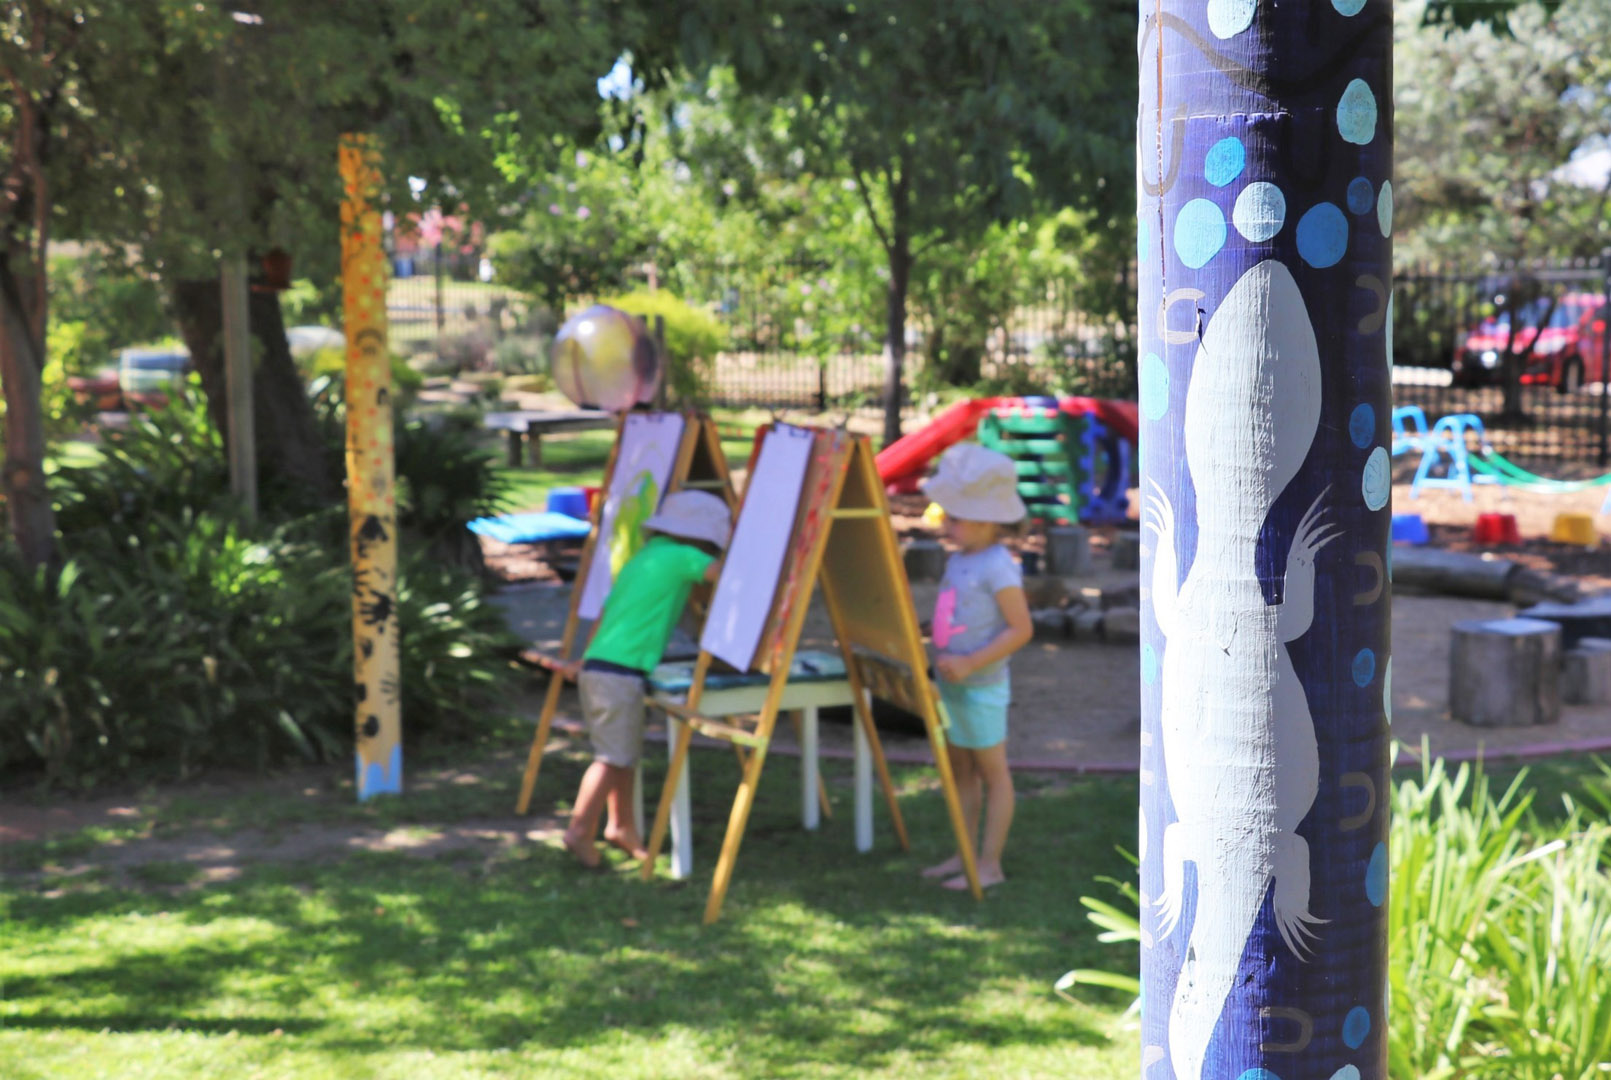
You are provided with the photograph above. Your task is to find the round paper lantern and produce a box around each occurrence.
[551,304,661,412]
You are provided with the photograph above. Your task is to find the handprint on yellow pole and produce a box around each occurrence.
[340,133,401,800]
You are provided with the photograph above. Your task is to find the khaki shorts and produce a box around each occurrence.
[579,669,648,767]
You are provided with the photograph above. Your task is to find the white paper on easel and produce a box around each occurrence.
[701,424,815,671]
[577,412,687,621]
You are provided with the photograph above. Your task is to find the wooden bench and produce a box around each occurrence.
[483,408,614,467]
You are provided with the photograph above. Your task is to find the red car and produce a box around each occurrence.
[1453,292,1609,393]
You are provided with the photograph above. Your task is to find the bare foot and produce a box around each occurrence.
[603,828,649,861]
[921,854,964,879]
[943,867,1005,891]
[562,831,602,869]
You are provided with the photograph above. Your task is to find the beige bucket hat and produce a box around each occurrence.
[921,443,1027,524]
[644,490,733,550]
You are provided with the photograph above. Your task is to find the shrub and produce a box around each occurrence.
[0,521,519,788]
[1061,752,1611,1080]
[4,395,521,789]
[599,290,725,405]
[492,334,550,376]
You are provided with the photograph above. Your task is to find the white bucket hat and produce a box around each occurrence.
[922,443,1027,524]
[644,490,733,550]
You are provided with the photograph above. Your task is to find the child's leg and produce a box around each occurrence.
[602,765,648,859]
[563,760,612,867]
[923,744,980,878]
[945,741,1012,889]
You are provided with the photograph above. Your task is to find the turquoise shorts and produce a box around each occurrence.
[937,678,1010,750]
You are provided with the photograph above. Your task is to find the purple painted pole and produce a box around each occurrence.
[1137,3,1392,1079]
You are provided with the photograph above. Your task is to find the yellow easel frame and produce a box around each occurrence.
[641,428,982,923]
[514,412,735,815]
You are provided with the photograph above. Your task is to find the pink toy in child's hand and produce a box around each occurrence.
[932,587,967,649]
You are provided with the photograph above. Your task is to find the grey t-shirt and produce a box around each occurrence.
[932,544,1023,686]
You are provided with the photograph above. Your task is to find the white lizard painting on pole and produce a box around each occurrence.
[1137,2,1393,1077]
[1147,259,1333,1080]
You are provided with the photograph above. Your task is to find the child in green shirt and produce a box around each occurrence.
[561,490,731,868]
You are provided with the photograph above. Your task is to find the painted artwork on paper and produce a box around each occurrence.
[577,412,686,621]
[701,424,815,671]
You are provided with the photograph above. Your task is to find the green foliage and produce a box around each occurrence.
[1061,754,1611,1080]
[393,412,512,571]
[278,278,344,328]
[1388,755,1611,1079]
[600,290,726,404]
[2,394,520,788]
[1395,0,1611,261]
[301,347,424,409]
[47,254,172,364]
[0,519,519,788]
[490,335,550,376]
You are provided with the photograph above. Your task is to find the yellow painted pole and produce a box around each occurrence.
[340,133,401,800]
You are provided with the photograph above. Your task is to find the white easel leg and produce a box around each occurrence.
[802,706,821,831]
[669,717,693,880]
[633,761,645,841]
[854,696,873,853]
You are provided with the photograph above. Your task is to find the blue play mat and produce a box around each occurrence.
[468,511,592,545]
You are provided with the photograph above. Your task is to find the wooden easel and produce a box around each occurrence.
[514,411,735,815]
[641,426,983,923]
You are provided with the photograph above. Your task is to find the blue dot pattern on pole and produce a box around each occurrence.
[1139,3,1391,1079]
[1206,0,1257,38]
[1205,138,1247,187]
[1349,403,1375,448]
[1347,177,1375,216]
[1142,353,1171,421]
[1233,182,1286,242]
[1297,203,1349,268]
[1343,1007,1371,1049]
[1363,446,1391,510]
[1336,79,1378,145]
[1352,649,1375,687]
[1175,199,1227,269]
[1366,843,1388,906]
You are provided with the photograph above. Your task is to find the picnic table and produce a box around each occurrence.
[483,409,615,467]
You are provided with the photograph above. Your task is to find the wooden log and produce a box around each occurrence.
[1393,547,1517,600]
[1562,638,1611,705]
[1045,525,1092,577]
[1519,596,1611,651]
[902,539,947,583]
[1449,617,1561,727]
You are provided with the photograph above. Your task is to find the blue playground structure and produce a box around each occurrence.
[1394,404,1611,513]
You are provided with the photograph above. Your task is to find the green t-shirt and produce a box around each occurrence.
[584,534,716,674]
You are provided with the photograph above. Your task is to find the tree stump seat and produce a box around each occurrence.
[1450,617,1561,727]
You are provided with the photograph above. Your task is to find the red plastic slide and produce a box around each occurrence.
[875,396,1139,495]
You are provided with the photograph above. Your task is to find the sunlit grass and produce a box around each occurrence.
[0,756,1139,1078]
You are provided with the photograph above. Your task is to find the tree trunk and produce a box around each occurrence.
[880,183,912,449]
[170,276,337,507]
[0,254,56,567]
[1138,5,1391,1078]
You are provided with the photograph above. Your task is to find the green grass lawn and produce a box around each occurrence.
[0,745,1140,1079]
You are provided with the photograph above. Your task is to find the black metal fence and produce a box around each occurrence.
[1390,257,1611,466]
[385,245,1611,465]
